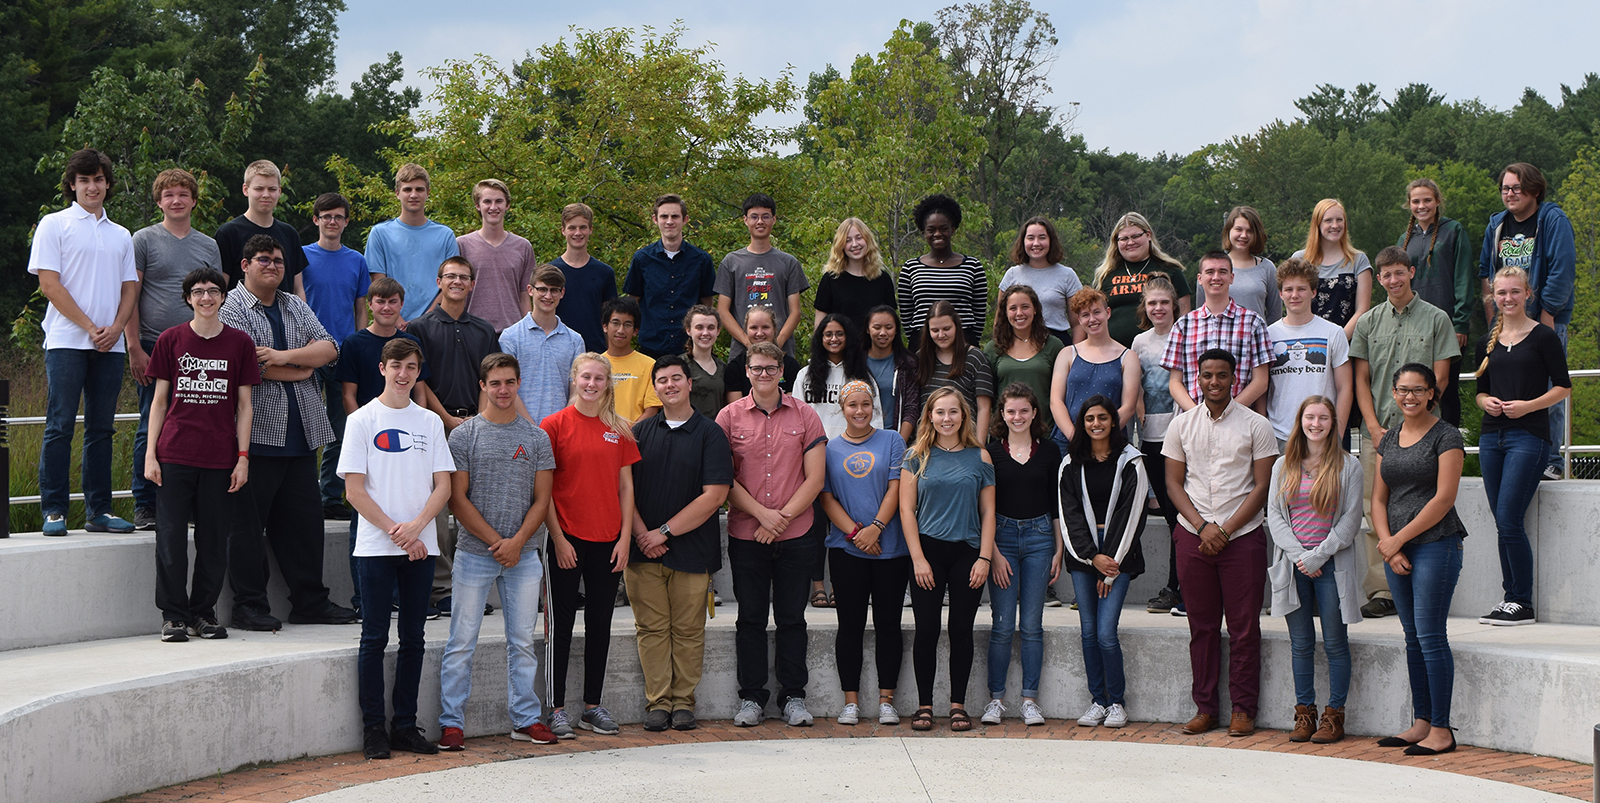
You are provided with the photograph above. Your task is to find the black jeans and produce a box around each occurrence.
[155,463,236,623]
[229,454,335,617]
[729,529,818,707]
[830,548,910,693]
[909,536,983,707]
[1439,356,1462,428]
[809,501,829,583]
[1142,440,1181,593]
[547,537,623,708]
[356,554,434,730]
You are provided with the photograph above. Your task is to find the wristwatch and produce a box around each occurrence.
[659,522,673,538]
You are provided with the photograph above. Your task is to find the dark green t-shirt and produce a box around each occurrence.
[1098,259,1190,347]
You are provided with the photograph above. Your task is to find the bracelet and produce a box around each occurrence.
[976,556,992,563]
[869,519,886,530]
[237,451,249,458]
[848,524,861,538]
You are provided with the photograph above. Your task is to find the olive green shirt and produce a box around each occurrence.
[1348,295,1460,432]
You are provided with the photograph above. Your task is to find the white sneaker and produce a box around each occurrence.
[783,698,814,726]
[879,702,900,725]
[1077,702,1108,727]
[1021,699,1046,726]
[1104,703,1128,728]
[734,699,763,727]
[837,703,860,725]
[903,591,913,607]
[980,698,1005,725]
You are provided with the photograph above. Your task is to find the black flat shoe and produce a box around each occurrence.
[1376,736,1419,747]
[1404,733,1457,756]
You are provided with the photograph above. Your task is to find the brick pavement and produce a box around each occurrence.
[120,718,1593,802]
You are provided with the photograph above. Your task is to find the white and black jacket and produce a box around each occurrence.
[1058,444,1149,578]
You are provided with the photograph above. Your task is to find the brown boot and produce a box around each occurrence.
[1227,711,1256,737]
[1311,706,1345,743]
[1289,704,1318,742]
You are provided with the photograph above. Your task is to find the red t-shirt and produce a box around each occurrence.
[540,406,641,542]
[145,323,263,469]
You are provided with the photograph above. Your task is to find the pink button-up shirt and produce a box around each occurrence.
[716,392,827,542]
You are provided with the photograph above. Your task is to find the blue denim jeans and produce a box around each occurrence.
[131,338,158,511]
[1284,569,1350,707]
[41,348,125,518]
[356,553,435,730]
[1547,322,1568,470]
[317,365,346,507]
[440,548,544,730]
[1387,535,1463,729]
[1070,570,1132,706]
[986,513,1056,698]
[1478,428,1545,606]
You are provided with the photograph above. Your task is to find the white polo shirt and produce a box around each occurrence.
[27,203,137,351]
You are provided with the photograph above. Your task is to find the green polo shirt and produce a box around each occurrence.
[1349,295,1460,431]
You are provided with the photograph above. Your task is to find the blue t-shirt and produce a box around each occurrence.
[335,329,431,407]
[553,256,617,353]
[366,218,460,321]
[904,446,994,548]
[822,428,908,559]
[302,243,370,344]
[252,302,311,457]
[867,355,898,425]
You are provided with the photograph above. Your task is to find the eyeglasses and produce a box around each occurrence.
[1393,386,1431,398]
[1115,231,1148,244]
[439,273,474,282]
[188,287,223,298]
[532,286,562,296]
[316,214,348,223]
[745,213,774,223]
[251,256,285,267]
[1500,184,1525,196]
[747,364,781,376]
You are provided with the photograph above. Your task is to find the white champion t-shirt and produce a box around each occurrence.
[337,399,456,556]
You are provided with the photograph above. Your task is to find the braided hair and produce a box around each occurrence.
[1475,266,1530,378]
[1401,179,1443,272]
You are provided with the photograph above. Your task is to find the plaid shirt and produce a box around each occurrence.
[1161,299,1272,401]
[220,284,337,449]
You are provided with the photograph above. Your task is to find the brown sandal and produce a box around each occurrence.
[949,708,973,732]
[911,707,934,731]
[810,589,830,608]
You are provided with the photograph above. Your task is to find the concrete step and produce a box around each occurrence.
[3,602,1598,803]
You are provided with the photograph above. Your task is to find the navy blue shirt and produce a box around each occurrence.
[553,256,618,354]
[623,239,716,355]
[336,329,431,407]
[252,302,311,457]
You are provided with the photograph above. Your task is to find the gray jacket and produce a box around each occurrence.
[1266,452,1364,624]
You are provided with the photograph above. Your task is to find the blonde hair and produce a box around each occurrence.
[824,217,886,281]
[472,178,509,205]
[395,163,430,188]
[569,353,636,441]
[1136,274,1178,330]
[1475,266,1531,378]
[1092,212,1185,290]
[1303,199,1356,266]
[1277,395,1347,516]
[243,160,280,185]
[905,387,981,476]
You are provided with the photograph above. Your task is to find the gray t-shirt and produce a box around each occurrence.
[999,263,1083,332]
[1230,257,1280,324]
[1376,418,1466,546]
[714,246,809,359]
[447,415,557,557]
[1265,316,1349,441]
[134,225,222,342]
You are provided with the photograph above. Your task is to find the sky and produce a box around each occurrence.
[329,0,1600,158]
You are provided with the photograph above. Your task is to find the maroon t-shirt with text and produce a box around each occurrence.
[145,323,263,469]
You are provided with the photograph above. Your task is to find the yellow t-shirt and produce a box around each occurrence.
[605,350,662,421]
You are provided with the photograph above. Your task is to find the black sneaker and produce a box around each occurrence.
[1147,587,1181,613]
[390,725,439,754]
[1044,586,1063,608]
[671,709,698,731]
[134,507,157,531]
[363,725,391,760]
[186,617,229,639]
[288,602,360,625]
[1360,597,1396,619]
[643,709,671,732]
[1481,601,1537,626]
[1541,465,1563,481]
[437,596,453,616]
[324,503,353,521]
[232,607,282,632]
[425,605,442,620]
[161,620,189,642]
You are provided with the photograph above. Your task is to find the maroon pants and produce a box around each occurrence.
[1175,524,1266,718]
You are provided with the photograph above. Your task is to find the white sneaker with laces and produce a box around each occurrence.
[1077,702,1108,727]
[1021,699,1046,726]
[1104,703,1128,728]
[734,699,763,727]
[879,702,900,725]
[837,702,860,725]
[980,698,1005,725]
[783,698,814,727]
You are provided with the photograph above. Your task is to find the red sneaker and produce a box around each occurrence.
[438,726,465,751]
[512,722,559,744]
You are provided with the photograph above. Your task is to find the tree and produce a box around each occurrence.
[1556,147,1600,449]
[1295,83,1382,138]
[803,21,986,266]
[1382,82,1446,126]
[936,0,1061,260]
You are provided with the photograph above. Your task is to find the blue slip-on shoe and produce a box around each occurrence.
[85,513,134,533]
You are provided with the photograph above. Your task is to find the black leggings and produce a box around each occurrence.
[547,537,623,708]
[909,536,983,707]
[1142,439,1181,593]
[830,549,910,693]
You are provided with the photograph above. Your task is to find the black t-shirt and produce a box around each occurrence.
[723,352,801,397]
[1476,323,1571,442]
[1082,455,1119,521]
[335,329,431,407]
[986,438,1061,521]
[1494,213,1538,273]
[629,412,735,573]
[252,302,311,457]
[216,216,308,288]
[814,271,897,336]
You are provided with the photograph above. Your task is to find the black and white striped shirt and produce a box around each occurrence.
[897,255,988,342]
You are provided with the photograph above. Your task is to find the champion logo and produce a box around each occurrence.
[512,444,529,461]
[374,428,426,453]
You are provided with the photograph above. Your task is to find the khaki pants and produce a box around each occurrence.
[431,510,455,605]
[626,562,711,712]
[1356,430,1391,602]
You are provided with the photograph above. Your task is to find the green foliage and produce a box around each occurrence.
[1557,148,1600,448]
[1404,161,1499,262]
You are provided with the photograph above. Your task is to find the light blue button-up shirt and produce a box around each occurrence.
[498,312,586,424]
